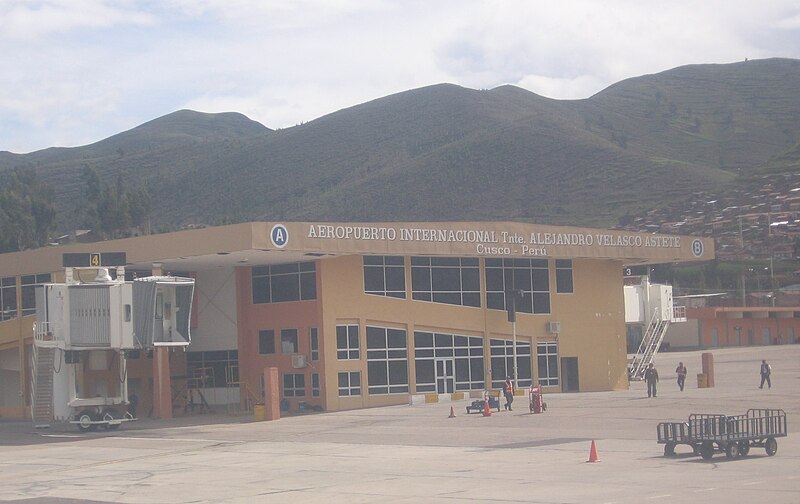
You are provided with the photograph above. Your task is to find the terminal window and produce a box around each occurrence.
[310,328,319,361]
[485,258,551,315]
[490,338,532,388]
[366,325,409,394]
[251,262,316,304]
[0,277,17,321]
[258,330,275,354]
[281,329,298,354]
[410,257,480,307]
[537,342,559,386]
[283,373,306,397]
[363,256,406,298]
[21,273,52,316]
[555,259,573,294]
[336,324,360,360]
[338,371,361,396]
[414,331,485,392]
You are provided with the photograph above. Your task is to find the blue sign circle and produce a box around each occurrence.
[271,224,288,248]
[691,239,704,257]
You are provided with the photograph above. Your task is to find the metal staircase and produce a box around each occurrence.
[629,309,671,381]
[30,344,56,428]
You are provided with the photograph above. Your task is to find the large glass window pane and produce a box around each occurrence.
[384,267,406,293]
[281,329,298,353]
[300,272,316,300]
[368,361,388,386]
[411,267,431,291]
[270,274,300,303]
[364,267,385,292]
[259,330,275,354]
[462,268,480,292]
[556,259,573,294]
[431,267,460,291]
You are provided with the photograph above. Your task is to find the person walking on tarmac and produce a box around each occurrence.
[645,363,659,398]
[503,376,514,411]
[759,359,772,389]
[675,362,687,392]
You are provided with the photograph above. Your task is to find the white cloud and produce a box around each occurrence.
[1,0,155,40]
[1,0,799,153]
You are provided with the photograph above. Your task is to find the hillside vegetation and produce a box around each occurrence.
[2,58,799,233]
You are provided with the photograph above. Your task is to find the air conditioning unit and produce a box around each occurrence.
[548,321,561,334]
[291,354,307,369]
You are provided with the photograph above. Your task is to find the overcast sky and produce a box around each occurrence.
[2,0,799,154]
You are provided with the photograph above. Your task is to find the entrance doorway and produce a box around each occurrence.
[435,359,454,394]
[561,357,579,392]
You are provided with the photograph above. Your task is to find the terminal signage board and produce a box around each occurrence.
[62,252,127,268]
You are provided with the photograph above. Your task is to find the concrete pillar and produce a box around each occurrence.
[701,352,715,388]
[152,347,173,419]
[263,367,281,421]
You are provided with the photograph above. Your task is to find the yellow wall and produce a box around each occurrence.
[318,255,629,411]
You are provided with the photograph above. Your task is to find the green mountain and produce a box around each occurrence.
[2,58,799,232]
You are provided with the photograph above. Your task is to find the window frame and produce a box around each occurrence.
[258,330,275,355]
[251,262,316,304]
[0,276,17,321]
[281,328,299,354]
[555,259,574,294]
[366,325,409,395]
[410,256,481,308]
[336,324,360,360]
[489,338,532,388]
[21,273,52,317]
[283,373,306,397]
[485,258,551,315]
[310,327,319,361]
[537,341,559,386]
[414,331,485,393]
[363,255,406,299]
[337,371,361,396]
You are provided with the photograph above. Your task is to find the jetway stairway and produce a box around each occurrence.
[628,310,671,381]
[625,275,686,381]
[30,344,56,428]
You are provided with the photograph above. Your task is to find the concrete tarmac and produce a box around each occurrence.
[1,345,798,503]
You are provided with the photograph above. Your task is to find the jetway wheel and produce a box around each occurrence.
[77,410,97,433]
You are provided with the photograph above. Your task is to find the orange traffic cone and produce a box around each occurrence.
[448,406,456,418]
[587,440,600,463]
[482,398,492,417]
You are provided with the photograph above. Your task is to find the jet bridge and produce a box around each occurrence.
[31,253,194,430]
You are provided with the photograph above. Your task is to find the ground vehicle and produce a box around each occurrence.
[657,408,787,460]
[465,396,501,414]
[529,385,546,413]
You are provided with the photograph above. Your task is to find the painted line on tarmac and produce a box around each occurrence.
[38,433,239,444]
[111,436,243,444]
[646,494,671,500]
[742,481,763,486]
[693,488,716,493]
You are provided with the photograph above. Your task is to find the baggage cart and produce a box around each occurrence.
[657,409,787,460]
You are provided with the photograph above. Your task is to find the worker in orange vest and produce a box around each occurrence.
[503,376,514,411]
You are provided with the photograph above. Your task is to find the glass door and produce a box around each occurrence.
[435,359,454,394]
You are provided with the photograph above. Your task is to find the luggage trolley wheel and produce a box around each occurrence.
[765,437,778,456]
[725,442,740,459]
[738,441,750,457]
[663,442,676,457]
[700,441,715,460]
[77,409,97,433]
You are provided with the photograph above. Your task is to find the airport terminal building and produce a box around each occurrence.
[0,221,714,420]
